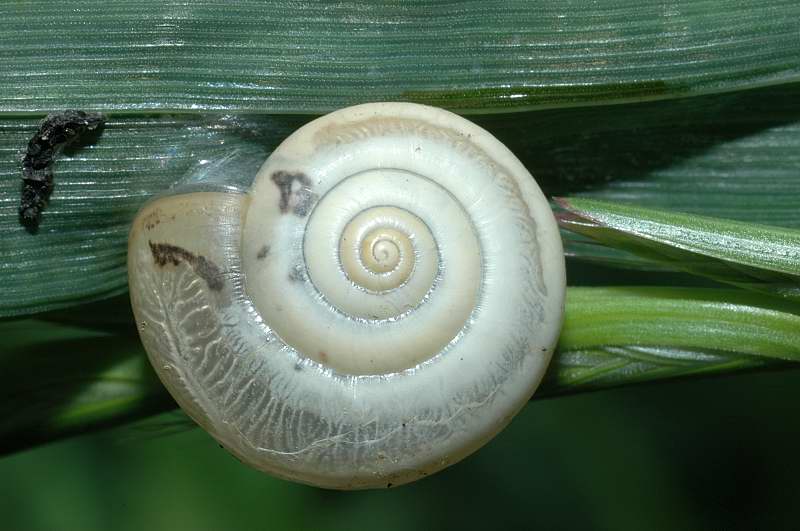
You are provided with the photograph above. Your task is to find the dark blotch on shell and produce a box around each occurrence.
[149,240,225,291]
[287,264,306,282]
[270,170,317,217]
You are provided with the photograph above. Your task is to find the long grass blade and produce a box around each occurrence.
[1,0,799,114]
[3,287,796,454]
[557,198,800,299]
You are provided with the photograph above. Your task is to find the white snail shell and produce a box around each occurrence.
[128,102,565,489]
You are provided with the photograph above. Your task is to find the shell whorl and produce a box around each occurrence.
[128,102,566,489]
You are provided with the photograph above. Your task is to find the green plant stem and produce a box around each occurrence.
[2,287,797,455]
[540,287,797,395]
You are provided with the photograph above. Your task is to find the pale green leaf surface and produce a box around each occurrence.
[1,0,799,114]
[0,115,303,316]
[558,287,800,359]
[558,198,800,298]
[542,287,798,393]
[2,85,800,316]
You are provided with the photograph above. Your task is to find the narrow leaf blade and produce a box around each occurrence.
[4,287,798,454]
[557,198,800,299]
[1,0,799,114]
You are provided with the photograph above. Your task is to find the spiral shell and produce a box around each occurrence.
[128,102,565,489]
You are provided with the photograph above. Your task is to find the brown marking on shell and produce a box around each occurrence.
[270,170,317,217]
[149,240,224,291]
[142,209,163,231]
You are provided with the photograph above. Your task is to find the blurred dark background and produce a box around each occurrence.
[2,367,799,530]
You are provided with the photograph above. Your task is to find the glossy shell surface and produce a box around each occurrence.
[128,102,565,489]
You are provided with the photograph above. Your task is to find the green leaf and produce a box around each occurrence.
[1,0,799,114]
[4,287,797,455]
[503,81,800,225]
[559,287,800,360]
[540,286,798,395]
[557,198,800,299]
[540,345,771,395]
[4,83,800,316]
[0,114,305,317]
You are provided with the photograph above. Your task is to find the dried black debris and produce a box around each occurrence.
[20,110,106,231]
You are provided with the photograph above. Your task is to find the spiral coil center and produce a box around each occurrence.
[338,206,425,295]
[249,166,483,374]
[365,231,402,273]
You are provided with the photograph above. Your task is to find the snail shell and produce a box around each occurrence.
[128,102,565,489]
